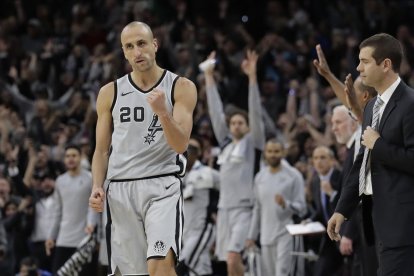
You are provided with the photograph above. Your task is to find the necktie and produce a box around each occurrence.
[359,97,384,195]
[320,190,329,223]
[319,175,330,222]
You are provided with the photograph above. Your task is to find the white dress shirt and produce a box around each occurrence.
[364,77,400,195]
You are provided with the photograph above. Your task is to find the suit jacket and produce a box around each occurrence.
[310,168,342,257]
[311,168,342,225]
[336,80,414,248]
[340,141,361,241]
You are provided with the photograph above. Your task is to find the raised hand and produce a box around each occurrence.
[306,77,318,92]
[344,74,363,122]
[313,44,331,77]
[241,49,258,78]
[199,51,216,75]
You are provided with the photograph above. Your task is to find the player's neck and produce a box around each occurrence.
[269,165,282,173]
[68,167,81,176]
[131,66,164,90]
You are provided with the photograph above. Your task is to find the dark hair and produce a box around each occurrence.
[228,110,249,126]
[65,144,81,154]
[20,256,39,267]
[266,137,284,149]
[359,33,403,73]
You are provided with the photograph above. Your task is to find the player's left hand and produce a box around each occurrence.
[361,126,380,149]
[147,88,169,116]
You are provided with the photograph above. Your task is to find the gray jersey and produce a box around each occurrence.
[182,160,219,235]
[182,161,218,275]
[31,195,56,242]
[108,70,185,180]
[248,161,306,245]
[49,169,98,247]
[206,82,265,208]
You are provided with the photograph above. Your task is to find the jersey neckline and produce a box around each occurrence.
[127,69,167,94]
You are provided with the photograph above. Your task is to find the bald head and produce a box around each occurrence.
[121,21,154,42]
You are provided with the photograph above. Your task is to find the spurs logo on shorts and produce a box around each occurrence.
[144,114,163,145]
[154,240,166,254]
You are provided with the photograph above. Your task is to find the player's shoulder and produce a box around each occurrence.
[281,160,303,180]
[254,168,267,182]
[99,81,116,98]
[55,173,65,183]
[80,169,93,179]
[174,76,196,93]
[96,81,117,110]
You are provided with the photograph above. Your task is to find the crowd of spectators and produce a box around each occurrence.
[1,0,414,275]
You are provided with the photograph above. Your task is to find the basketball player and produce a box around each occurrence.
[88,21,197,276]
[246,139,306,276]
[202,50,265,276]
[179,137,219,276]
[46,145,97,275]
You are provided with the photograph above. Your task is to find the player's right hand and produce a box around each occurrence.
[89,186,105,212]
[45,239,55,256]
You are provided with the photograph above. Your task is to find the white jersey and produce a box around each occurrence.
[107,70,185,180]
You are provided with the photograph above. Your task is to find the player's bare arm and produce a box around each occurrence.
[90,82,114,212]
[313,44,349,109]
[147,77,197,153]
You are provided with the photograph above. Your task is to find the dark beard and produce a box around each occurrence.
[39,189,54,198]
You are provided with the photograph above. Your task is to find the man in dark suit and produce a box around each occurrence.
[328,33,414,275]
[310,146,343,276]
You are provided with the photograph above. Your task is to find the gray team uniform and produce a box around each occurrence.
[247,161,306,276]
[182,160,219,276]
[206,81,265,260]
[49,169,97,247]
[107,70,185,275]
[31,195,56,243]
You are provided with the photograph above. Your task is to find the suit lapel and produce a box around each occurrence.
[363,99,375,132]
[378,82,403,132]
